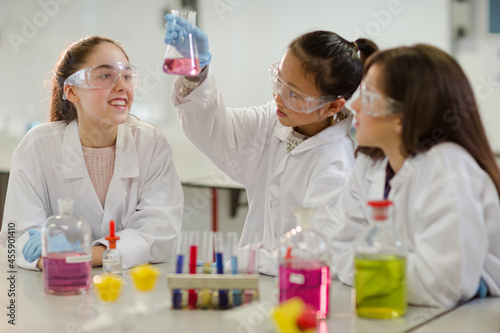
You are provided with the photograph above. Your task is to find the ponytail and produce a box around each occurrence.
[353,38,379,64]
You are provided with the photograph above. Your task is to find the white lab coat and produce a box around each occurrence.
[0,119,183,270]
[333,142,500,307]
[171,66,354,275]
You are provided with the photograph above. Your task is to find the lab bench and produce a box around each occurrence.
[0,246,498,333]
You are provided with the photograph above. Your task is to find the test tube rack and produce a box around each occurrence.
[166,274,260,309]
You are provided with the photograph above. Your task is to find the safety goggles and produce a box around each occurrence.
[64,62,141,90]
[359,81,403,117]
[269,62,340,114]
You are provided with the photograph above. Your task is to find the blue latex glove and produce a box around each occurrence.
[164,13,212,68]
[48,233,83,253]
[22,229,42,263]
[476,277,489,298]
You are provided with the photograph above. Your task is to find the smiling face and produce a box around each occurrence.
[64,42,134,142]
[273,51,344,137]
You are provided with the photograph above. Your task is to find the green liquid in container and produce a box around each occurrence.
[355,255,406,319]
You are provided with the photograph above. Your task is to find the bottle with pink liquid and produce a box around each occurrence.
[42,197,92,295]
[163,10,201,76]
[278,207,331,319]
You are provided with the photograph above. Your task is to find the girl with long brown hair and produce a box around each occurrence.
[334,44,500,308]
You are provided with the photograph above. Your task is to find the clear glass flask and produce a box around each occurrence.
[102,220,123,276]
[278,207,331,319]
[354,200,407,319]
[163,10,201,76]
[42,197,92,295]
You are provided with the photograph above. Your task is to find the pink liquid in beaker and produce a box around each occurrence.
[163,57,201,76]
[44,252,91,295]
[279,261,330,318]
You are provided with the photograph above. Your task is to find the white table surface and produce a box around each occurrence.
[180,172,244,190]
[3,246,497,333]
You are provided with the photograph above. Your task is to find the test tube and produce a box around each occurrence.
[199,230,214,309]
[202,230,214,274]
[228,232,242,307]
[173,232,187,309]
[188,231,199,309]
[244,232,259,304]
[214,231,228,309]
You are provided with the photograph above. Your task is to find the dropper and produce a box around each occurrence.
[105,220,120,249]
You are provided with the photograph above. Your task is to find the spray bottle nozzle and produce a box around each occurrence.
[105,220,120,249]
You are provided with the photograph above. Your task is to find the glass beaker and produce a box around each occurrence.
[354,200,406,319]
[278,207,331,319]
[163,10,201,76]
[42,197,92,295]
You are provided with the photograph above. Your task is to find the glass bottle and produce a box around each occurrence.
[42,197,92,295]
[354,200,406,319]
[163,10,201,76]
[102,220,123,276]
[278,207,331,319]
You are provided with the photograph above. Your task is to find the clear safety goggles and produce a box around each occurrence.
[359,81,403,117]
[64,62,141,90]
[269,62,340,114]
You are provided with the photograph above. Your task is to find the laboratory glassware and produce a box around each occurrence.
[102,220,123,276]
[188,231,199,309]
[173,232,187,309]
[214,231,228,309]
[199,230,214,309]
[163,10,201,76]
[354,200,407,319]
[228,231,242,306]
[278,207,331,319]
[42,197,92,295]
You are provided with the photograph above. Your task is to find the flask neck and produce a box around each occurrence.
[57,198,74,216]
[292,207,314,229]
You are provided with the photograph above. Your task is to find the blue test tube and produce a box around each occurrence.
[214,231,228,309]
[173,232,187,309]
[228,232,242,306]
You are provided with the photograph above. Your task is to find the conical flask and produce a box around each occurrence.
[354,200,406,319]
[163,10,201,76]
[278,207,331,319]
[41,197,92,295]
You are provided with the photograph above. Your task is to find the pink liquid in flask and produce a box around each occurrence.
[44,252,91,295]
[163,57,201,76]
[279,260,330,318]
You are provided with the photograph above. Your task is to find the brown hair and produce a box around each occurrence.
[357,44,500,195]
[288,31,378,101]
[49,35,128,123]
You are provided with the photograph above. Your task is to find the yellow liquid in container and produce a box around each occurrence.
[355,255,406,319]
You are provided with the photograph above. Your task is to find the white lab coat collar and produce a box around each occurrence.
[363,152,424,200]
[62,120,140,179]
[273,107,354,155]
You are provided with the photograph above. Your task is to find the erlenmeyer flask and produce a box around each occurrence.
[163,10,201,76]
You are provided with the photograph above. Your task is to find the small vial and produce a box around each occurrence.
[103,220,123,275]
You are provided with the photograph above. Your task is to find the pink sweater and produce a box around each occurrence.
[82,145,116,206]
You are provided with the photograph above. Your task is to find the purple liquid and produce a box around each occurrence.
[163,57,201,76]
[279,261,330,318]
[44,252,91,295]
